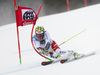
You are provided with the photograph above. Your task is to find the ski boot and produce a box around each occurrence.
[74,53,84,59]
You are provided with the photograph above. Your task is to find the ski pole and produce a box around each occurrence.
[49,29,86,52]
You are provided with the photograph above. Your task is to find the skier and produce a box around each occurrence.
[32,26,83,60]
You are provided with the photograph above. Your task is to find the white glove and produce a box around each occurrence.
[37,47,48,56]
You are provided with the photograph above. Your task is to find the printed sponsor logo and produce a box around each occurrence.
[22,10,36,20]
[23,21,34,26]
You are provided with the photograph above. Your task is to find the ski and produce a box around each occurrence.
[41,51,96,65]
[41,57,62,66]
[60,51,96,64]
[41,60,53,66]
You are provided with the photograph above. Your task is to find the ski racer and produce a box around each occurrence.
[32,26,83,60]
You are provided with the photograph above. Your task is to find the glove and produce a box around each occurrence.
[37,47,44,53]
[37,47,48,56]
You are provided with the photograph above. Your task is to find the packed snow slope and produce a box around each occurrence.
[0,4,100,75]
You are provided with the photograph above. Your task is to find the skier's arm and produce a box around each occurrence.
[44,31,51,50]
[45,42,50,50]
[32,36,42,50]
[44,31,51,43]
[33,41,46,54]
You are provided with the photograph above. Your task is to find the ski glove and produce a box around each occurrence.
[37,47,48,56]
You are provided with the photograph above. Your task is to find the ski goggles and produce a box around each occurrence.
[36,31,43,34]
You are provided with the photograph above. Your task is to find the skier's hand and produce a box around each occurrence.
[37,47,44,54]
[37,47,48,55]
[37,47,45,50]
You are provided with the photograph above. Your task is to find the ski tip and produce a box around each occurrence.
[41,61,53,66]
[60,60,65,63]
[41,62,46,65]
[60,59,68,64]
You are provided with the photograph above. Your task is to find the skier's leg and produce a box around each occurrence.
[55,50,75,60]
[55,49,84,60]
[63,50,84,60]
[50,40,83,59]
[51,40,60,51]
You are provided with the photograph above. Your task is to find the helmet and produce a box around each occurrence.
[35,26,45,33]
[35,26,45,40]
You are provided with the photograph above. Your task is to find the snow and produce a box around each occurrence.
[0,4,100,75]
